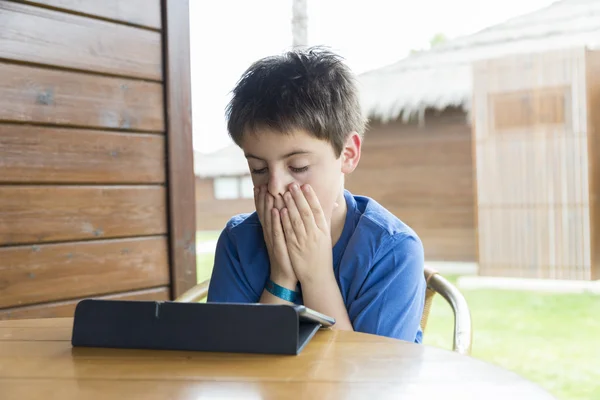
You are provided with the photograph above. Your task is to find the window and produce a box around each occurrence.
[240,176,254,199]
[213,175,254,200]
[214,177,239,200]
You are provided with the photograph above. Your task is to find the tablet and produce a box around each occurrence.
[71,300,329,355]
[295,305,336,327]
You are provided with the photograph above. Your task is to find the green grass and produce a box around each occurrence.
[196,252,215,283]
[196,231,219,284]
[195,232,600,400]
[196,230,220,243]
[424,275,600,400]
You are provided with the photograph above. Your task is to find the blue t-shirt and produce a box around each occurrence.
[207,189,427,343]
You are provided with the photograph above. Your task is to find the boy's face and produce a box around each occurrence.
[240,128,361,222]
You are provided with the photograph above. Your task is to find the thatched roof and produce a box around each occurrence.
[194,145,248,178]
[358,0,600,122]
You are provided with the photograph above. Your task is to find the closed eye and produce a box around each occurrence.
[251,168,268,175]
[290,166,309,173]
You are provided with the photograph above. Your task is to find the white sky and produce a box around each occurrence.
[189,0,557,154]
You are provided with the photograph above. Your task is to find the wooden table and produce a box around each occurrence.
[0,318,555,399]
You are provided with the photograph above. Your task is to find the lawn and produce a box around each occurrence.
[196,230,220,243]
[196,252,215,284]
[424,276,600,400]
[196,231,220,285]
[195,232,600,400]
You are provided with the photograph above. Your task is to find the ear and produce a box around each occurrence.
[340,132,362,174]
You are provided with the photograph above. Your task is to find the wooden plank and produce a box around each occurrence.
[391,206,475,230]
[586,49,600,280]
[163,0,197,297]
[348,167,474,207]
[550,130,558,275]
[558,131,567,276]
[0,125,166,184]
[0,63,164,131]
[522,134,529,276]
[541,131,550,275]
[20,0,162,29]
[580,56,592,276]
[360,139,472,167]
[0,186,167,246]
[0,287,170,320]
[0,2,161,80]
[470,91,481,269]
[0,236,170,308]
[473,58,491,275]
[416,229,476,262]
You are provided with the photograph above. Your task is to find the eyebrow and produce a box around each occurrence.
[245,150,311,161]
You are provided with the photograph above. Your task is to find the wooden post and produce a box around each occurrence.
[162,0,197,298]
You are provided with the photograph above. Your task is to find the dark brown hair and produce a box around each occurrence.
[225,46,366,157]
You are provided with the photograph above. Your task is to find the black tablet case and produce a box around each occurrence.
[71,299,321,355]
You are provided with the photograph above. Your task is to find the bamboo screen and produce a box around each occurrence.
[472,47,594,280]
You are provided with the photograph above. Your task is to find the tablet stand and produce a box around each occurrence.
[71,299,321,355]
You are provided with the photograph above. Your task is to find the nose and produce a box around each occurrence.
[267,170,292,208]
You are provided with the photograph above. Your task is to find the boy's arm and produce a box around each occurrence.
[299,273,355,331]
[206,228,257,303]
[279,184,354,330]
[348,233,426,343]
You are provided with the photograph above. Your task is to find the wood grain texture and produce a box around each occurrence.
[0,62,164,131]
[346,109,476,262]
[352,166,474,207]
[0,125,166,184]
[0,186,167,246]
[19,0,162,29]
[0,378,556,400]
[586,49,600,280]
[0,288,170,320]
[0,318,556,400]
[471,95,481,270]
[491,86,568,130]
[0,2,162,80]
[473,48,592,280]
[163,0,197,297]
[0,236,170,308]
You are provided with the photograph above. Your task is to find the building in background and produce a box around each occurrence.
[194,146,254,231]
[193,0,600,278]
[356,0,600,265]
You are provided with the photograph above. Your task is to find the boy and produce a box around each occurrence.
[207,46,426,343]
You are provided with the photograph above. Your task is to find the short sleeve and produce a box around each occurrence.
[206,226,257,303]
[348,233,426,343]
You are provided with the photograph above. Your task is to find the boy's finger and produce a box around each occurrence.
[279,208,296,245]
[254,187,264,224]
[283,191,306,237]
[288,183,316,229]
[254,186,264,214]
[264,189,273,241]
[272,208,289,252]
[302,184,328,231]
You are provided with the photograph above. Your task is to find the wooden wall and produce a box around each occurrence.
[587,49,600,281]
[472,47,599,280]
[346,108,476,262]
[0,0,196,318]
[195,177,255,231]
